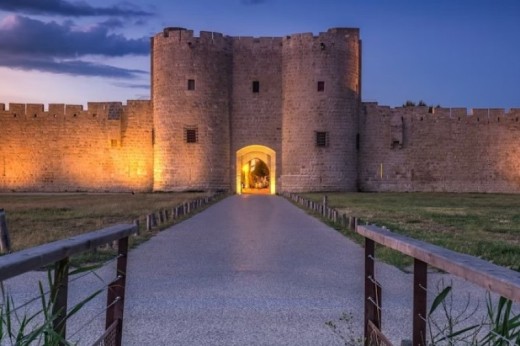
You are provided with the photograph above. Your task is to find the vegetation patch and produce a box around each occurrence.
[0,192,212,254]
[301,192,520,271]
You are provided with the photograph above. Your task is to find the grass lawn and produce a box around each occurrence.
[301,192,520,271]
[0,192,211,253]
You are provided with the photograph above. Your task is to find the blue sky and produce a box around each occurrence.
[0,0,518,108]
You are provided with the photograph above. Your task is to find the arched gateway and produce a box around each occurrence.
[236,145,276,195]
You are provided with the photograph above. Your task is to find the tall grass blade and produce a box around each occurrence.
[429,286,452,315]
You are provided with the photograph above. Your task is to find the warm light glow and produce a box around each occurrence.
[236,145,276,195]
[0,132,152,192]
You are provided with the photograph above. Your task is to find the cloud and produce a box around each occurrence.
[0,0,152,17]
[0,15,149,78]
[0,52,146,78]
[113,82,150,89]
[0,15,148,57]
[241,0,267,4]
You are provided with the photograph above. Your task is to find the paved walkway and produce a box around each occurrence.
[121,195,492,345]
[122,195,367,345]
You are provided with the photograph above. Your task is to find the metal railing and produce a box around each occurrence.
[283,193,520,346]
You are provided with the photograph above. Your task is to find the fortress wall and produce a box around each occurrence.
[0,101,153,192]
[231,36,283,191]
[281,28,361,192]
[359,103,520,192]
[152,28,232,191]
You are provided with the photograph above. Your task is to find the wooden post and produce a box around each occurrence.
[349,216,357,231]
[133,219,140,236]
[342,214,348,228]
[52,257,70,345]
[413,259,427,346]
[158,210,165,224]
[364,238,382,344]
[146,214,153,231]
[106,236,129,346]
[0,209,11,253]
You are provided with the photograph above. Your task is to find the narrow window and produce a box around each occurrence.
[316,131,329,147]
[111,139,119,147]
[187,79,195,90]
[252,81,260,93]
[317,81,325,92]
[185,127,198,143]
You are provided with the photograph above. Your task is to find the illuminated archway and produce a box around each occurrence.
[236,145,276,195]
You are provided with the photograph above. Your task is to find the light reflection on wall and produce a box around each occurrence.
[0,101,154,192]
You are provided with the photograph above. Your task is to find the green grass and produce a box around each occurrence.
[0,192,213,253]
[301,192,520,271]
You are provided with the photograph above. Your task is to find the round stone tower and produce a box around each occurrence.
[152,28,232,191]
[280,28,361,192]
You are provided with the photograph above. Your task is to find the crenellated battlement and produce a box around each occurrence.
[363,102,520,124]
[232,36,283,49]
[282,28,360,49]
[154,27,359,52]
[154,28,232,51]
[0,100,150,120]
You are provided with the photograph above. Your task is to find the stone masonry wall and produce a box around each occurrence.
[281,28,361,192]
[152,28,232,191]
[230,36,283,191]
[359,103,520,192]
[0,100,153,192]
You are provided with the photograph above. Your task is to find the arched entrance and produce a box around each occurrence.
[236,145,276,195]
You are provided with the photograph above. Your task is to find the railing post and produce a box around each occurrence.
[349,216,357,231]
[364,238,382,345]
[106,236,129,346]
[133,219,140,236]
[52,257,70,345]
[413,259,427,346]
[0,209,11,253]
[158,210,165,224]
[146,213,158,231]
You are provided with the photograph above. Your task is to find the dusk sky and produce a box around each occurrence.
[0,0,518,109]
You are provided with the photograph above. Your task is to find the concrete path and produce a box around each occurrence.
[122,195,366,345]
[120,194,494,345]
